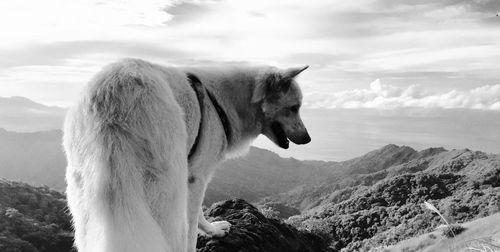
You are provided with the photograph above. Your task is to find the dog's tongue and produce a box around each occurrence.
[278,137,289,149]
[282,139,289,149]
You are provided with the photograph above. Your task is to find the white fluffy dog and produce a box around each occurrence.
[63,58,310,252]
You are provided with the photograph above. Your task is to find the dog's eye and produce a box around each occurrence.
[289,105,300,113]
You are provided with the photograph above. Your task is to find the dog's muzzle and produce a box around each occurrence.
[288,130,311,145]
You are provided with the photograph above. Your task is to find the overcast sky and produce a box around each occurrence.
[1,0,500,109]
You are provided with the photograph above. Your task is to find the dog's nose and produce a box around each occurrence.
[292,132,311,145]
[302,133,311,144]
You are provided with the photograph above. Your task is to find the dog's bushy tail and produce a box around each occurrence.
[64,59,188,252]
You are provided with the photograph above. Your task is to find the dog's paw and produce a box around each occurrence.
[205,221,231,238]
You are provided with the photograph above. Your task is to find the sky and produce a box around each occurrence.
[0,0,500,160]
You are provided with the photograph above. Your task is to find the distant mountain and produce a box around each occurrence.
[0,129,66,191]
[205,147,337,205]
[261,144,424,211]
[0,128,433,207]
[0,96,66,132]
[0,128,338,205]
[263,147,500,251]
[2,126,469,209]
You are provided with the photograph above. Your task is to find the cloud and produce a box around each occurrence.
[163,1,215,25]
[0,0,172,28]
[375,0,500,15]
[1,0,500,107]
[304,79,500,111]
[0,40,193,68]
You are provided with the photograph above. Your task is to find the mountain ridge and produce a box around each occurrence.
[0,96,66,132]
[0,128,341,205]
[259,144,429,211]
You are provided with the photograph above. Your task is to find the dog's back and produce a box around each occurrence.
[63,59,189,252]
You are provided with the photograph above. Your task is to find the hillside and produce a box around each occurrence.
[0,128,338,205]
[272,147,500,251]
[0,179,74,252]
[384,212,500,252]
[0,179,331,252]
[0,96,66,132]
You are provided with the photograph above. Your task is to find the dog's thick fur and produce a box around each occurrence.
[63,58,310,252]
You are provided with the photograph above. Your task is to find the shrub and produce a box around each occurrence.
[442,224,466,238]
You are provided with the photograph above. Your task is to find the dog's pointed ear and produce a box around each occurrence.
[277,65,309,94]
[283,65,309,80]
[252,66,308,103]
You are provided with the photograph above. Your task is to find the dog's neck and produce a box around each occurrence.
[202,68,264,156]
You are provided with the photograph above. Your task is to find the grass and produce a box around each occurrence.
[423,201,460,239]
[423,201,461,251]
[383,212,500,252]
[466,238,500,252]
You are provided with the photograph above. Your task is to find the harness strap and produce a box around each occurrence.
[186,73,232,161]
[205,88,232,146]
[187,73,204,160]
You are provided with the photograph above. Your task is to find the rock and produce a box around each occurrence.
[197,199,333,252]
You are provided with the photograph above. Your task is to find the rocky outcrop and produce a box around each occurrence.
[197,199,333,252]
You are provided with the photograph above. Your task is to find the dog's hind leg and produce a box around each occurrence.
[186,175,208,252]
[186,174,231,252]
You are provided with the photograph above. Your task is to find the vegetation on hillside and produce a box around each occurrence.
[277,147,500,251]
[0,179,74,252]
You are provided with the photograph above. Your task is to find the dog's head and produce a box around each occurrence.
[253,66,311,149]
